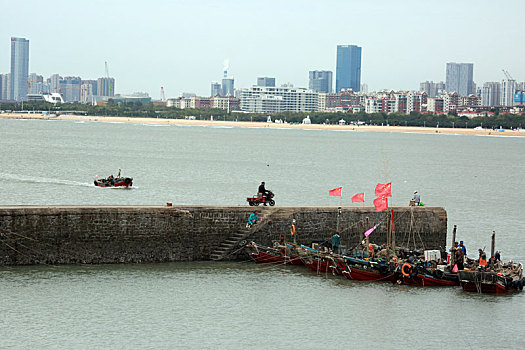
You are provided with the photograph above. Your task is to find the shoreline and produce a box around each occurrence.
[1,112,524,137]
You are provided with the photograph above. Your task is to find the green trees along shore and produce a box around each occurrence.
[1,100,523,130]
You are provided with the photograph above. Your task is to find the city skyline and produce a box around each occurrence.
[1,0,524,99]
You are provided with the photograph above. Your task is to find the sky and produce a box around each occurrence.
[1,0,524,99]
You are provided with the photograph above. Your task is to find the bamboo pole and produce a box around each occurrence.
[451,225,457,265]
[490,231,495,270]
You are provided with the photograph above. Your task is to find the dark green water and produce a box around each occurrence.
[1,119,524,349]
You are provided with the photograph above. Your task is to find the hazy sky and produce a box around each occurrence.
[2,0,523,98]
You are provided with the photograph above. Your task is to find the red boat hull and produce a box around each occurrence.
[399,274,459,286]
[345,266,393,281]
[460,281,514,293]
[304,259,342,275]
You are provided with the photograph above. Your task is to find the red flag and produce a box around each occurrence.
[329,187,342,196]
[373,196,388,212]
[375,182,392,197]
[351,193,364,203]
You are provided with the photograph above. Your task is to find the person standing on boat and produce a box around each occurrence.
[494,250,501,262]
[412,191,421,206]
[332,232,341,255]
[246,211,258,228]
[478,249,488,269]
[451,242,464,270]
[459,241,467,256]
[290,219,296,243]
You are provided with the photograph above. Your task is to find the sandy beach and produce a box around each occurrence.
[1,112,524,137]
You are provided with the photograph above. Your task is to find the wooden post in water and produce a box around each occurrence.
[365,216,370,256]
[451,225,457,266]
[490,231,496,270]
[390,209,396,255]
[386,198,391,260]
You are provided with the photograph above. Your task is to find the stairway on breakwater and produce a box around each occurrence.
[210,209,284,261]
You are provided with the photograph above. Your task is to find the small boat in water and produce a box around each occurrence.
[246,242,303,265]
[94,170,133,188]
[458,267,524,294]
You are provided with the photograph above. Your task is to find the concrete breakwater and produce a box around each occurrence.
[0,205,447,265]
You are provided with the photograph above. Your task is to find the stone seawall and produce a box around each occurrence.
[0,205,447,265]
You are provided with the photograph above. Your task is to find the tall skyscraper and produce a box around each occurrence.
[336,45,362,92]
[10,37,30,101]
[211,82,221,96]
[501,79,517,106]
[221,78,234,96]
[419,81,445,97]
[28,73,45,94]
[482,82,501,106]
[59,76,82,102]
[257,77,275,87]
[97,77,115,97]
[309,71,333,93]
[445,63,474,96]
[48,74,62,93]
[1,74,11,100]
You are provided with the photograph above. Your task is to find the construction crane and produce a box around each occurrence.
[502,69,514,81]
[160,87,166,102]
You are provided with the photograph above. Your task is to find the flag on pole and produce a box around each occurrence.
[351,193,365,203]
[364,225,378,237]
[374,182,392,198]
[329,187,342,197]
[373,196,388,212]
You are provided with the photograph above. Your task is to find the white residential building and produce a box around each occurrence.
[239,86,318,113]
[501,79,516,106]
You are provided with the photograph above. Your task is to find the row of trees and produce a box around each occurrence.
[2,100,524,130]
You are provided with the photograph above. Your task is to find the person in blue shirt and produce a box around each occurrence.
[246,211,258,228]
[459,241,467,255]
[332,232,341,254]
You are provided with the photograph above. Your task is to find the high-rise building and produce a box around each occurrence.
[257,77,275,87]
[81,80,98,97]
[10,37,30,101]
[445,63,474,96]
[97,77,115,97]
[221,78,234,96]
[48,74,62,93]
[28,73,46,94]
[309,71,333,93]
[419,81,445,97]
[482,82,501,106]
[59,76,82,102]
[211,82,221,96]
[336,44,362,92]
[501,79,517,106]
[1,73,11,100]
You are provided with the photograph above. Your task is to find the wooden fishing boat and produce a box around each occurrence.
[458,269,524,294]
[392,263,459,286]
[303,256,344,275]
[342,257,394,281]
[246,242,303,265]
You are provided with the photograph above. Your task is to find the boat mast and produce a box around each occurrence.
[490,231,496,270]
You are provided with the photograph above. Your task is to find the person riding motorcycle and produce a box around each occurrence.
[258,182,271,206]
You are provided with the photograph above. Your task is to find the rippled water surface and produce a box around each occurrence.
[1,119,524,349]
